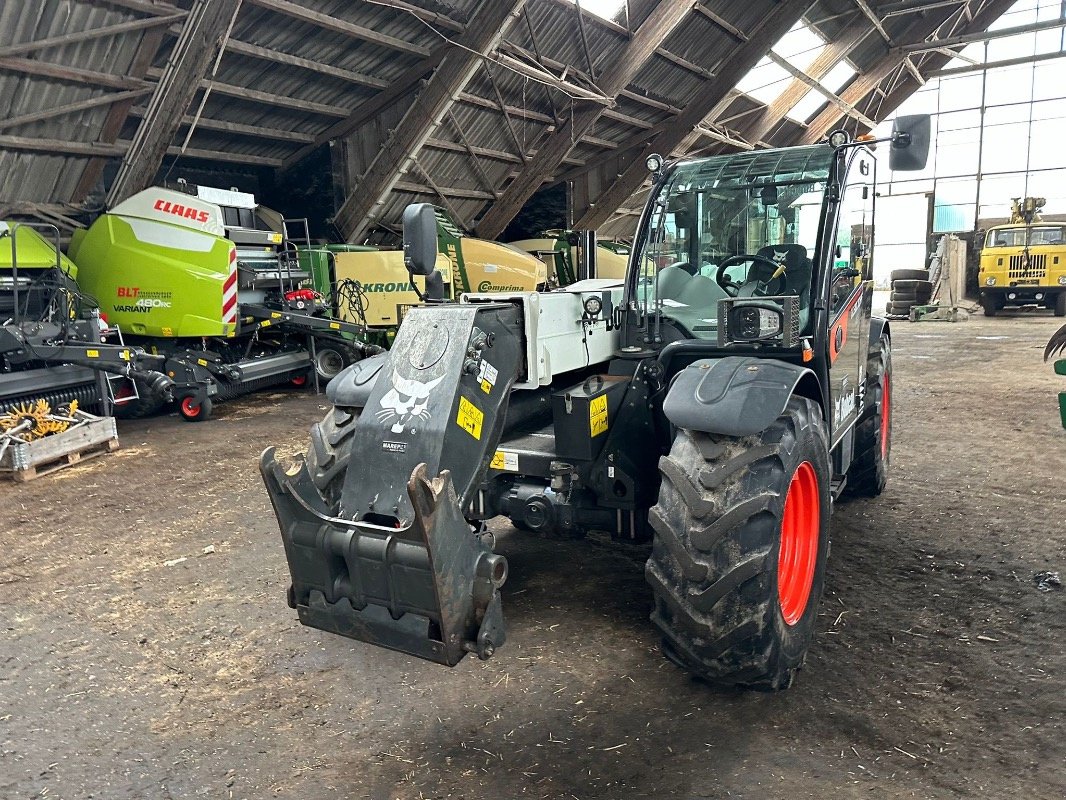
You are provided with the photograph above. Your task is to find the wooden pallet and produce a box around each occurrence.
[0,413,119,482]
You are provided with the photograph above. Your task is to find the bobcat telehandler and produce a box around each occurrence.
[261,116,930,689]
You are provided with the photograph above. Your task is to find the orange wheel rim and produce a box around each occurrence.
[778,461,820,626]
[880,372,891,460]
[180,397,201,417]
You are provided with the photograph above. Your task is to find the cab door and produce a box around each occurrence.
[827,152,875,445]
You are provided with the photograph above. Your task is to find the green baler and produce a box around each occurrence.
[69,186,379,421]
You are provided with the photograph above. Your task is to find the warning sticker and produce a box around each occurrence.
[490,450,519,471]
[477,359,499,388]
[456,396,484,440]
[589,394,608,437]
[85,349,99,359]
[480,379,492,394]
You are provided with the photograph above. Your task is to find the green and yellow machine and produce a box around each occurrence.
[509,230,632,283]
[295,209,547,344]
[0,221,171,416]
[69,185,378,420]
[978,197,1066,317]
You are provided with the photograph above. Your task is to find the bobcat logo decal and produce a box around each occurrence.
[376,370,445,434]
[772,250,789,263]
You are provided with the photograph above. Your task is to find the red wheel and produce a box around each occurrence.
[180,396,201,418]
[777,461,820,626]
[178,394,212,421]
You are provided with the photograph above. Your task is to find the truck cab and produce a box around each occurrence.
[978,222,1066,316]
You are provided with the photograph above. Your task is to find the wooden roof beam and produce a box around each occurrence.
[243,0,430,57]
[800,0,1014,144]
[332,0,528,241]
[106,0,243,206]
[281,50,446,170]
[0,13,185,59]
[475,0,695,239]
[765,51,877,129]
[737,14,871,142]
[572,2,813,231]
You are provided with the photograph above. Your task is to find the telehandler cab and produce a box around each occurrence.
[261,116,930,689]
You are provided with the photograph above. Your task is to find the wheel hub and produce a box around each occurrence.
[778,461,820,626]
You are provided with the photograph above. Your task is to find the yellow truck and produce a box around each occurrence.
[978,197,1066,317]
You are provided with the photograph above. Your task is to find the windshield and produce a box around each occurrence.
[635,145,834,339]
[985,226,1065,248]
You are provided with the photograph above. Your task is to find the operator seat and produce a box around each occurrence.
[751,244,812,307]
[656,265,690,301]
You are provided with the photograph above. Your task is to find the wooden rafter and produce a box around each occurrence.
[223,39,389,90]
[738,14,872,142]
[765,51,877,129]
[280,49,446,170]
[0,56,151,91]
[0,89,151,132]
[107,0,243,205]
[475,0,695,239]
[572,3,812,231]
[242,0,430,57]
[799,0,1013,144]
[0,13,185,59]
[332,0,527,241]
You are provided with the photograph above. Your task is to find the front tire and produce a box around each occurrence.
[305,405,360,507]
[1055,292,1066,317]
[981,294,998,317]
[646,397,831,690]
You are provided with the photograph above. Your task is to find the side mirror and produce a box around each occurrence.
[402,203,439,276]
[889,114,931,172]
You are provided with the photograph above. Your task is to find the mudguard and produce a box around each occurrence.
[870,316,890,346]
[663,356,818,437]
[326,350,388,408]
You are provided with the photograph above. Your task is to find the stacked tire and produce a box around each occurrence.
[885,268,932,318]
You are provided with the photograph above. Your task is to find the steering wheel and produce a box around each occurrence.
[715,254,783,297]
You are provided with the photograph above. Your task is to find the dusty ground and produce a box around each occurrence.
[2,309,1064,800]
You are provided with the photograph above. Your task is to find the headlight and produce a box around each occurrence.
[731,305,782,341]
[985,276,996,286]
[1058,276,1066,286]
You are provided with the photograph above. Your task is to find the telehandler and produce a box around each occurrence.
[261,116,929,689]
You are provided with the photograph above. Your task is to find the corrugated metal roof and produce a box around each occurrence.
[0,0,1013,240]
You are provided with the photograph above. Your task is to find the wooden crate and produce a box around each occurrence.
[0,413,119,482]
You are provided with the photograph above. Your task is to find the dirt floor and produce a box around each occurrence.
[2,308,1064,800]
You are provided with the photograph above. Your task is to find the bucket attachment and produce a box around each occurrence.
[261,449,507,666]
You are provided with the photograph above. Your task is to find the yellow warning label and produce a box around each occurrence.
[271,312,282,319]
[85,349,99,358]
[197,358,209,367]
[261,320,272,327]
[456,396,484,440]
[120,350,130,361]
[162,327,173,337]
[490,450,519,471]
[330,322,341,329]
[480,379,492,394]
[589,394,608,437]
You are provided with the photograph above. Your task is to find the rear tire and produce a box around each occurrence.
[646,397,831,690]
[1055,292,1066,317]
[845,335,891,497]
